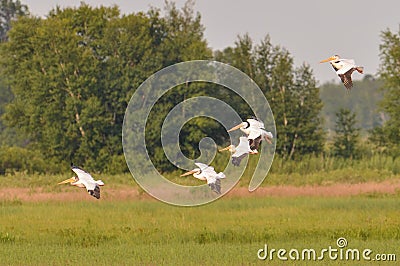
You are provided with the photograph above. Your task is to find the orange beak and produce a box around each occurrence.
[320,56,336,63]
[219,145,232,152]
[227,123,244,132]
[180,170,196,177]
[57,177,76,185]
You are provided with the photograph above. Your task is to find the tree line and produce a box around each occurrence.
[0,0,399,174]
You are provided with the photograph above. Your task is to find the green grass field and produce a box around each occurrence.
[1,160,400,265]
[1,193,399,265]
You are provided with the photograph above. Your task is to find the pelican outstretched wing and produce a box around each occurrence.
[340,58,355,65]
[247,119,264,129]
[195,162,215,173]
[249,130,273,151]
[88,185,101,199]
[232,153,248,166]
[193,163,225,194]
[247,129,262,140]
[339,72,353,90]
[249,135,262,151]
[71,166,101,199]
[336,59,355,75]
[71,166,95,182]
[232,136,252,166]
[234,137,252,156]
[208,179,221,194]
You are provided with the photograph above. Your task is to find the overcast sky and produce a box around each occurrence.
[20,0,400,84]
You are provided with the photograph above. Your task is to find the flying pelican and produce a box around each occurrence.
[320,55,364,91]
[227,118,273,153]
[219,136,256,166]
[58,166,104,199]
[180,162,226,194]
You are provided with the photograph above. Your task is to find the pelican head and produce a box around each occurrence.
[180,168,201,177]
[320,55,340,63]
[58,176,77,185]
[219,145,235,153]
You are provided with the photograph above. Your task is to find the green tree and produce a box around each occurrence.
[0,0,29,146]
[287,64,324,158]
[228,33,255,78]
[0,1,214,173]
[1,4,126,171]
[320,76,384,137]
[0,0,28,41]
[144,1,214,172]
[214,33,256,118]
[370,27,400,157]
[156,0,211,64]
[217,34,325,158]
[333,108,360,159]
[0,79,22,146]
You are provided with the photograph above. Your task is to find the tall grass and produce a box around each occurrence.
[0,196,399,265]
[269,155,398,185]
[270,154,400,175]
[0,154,399,189]
[231,154,400,187]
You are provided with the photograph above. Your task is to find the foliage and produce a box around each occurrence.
[0,78,16,145]
[162,152,400,188]
[319,76,384,137]
[370,27,400,158]
[0,0,29,146]
[0,1,211,172]
[2,6,119,170]
[0,77,11,115]
[1,153,399,185]
[0,0,28,41]
[143,1,213,172]
[332,108,360,159]
[0,0,396,174]
[0,146,60,174]
[216,35,325,159]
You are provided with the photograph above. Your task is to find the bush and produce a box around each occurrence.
[0,146,60,174]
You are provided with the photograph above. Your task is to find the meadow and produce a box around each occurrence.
[0,186,400,264]
[0,156,400,265]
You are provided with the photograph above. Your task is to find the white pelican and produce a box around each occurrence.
[58,166,104,199]
[320,55,364,90]
[180,162,226,194]
[227,118,273,153]
[219,136,256,166]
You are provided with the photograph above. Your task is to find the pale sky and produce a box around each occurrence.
[20,0,400,84]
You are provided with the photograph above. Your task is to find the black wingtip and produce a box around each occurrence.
[232,157,240,166]
[70,163,80,170]
[208,179,222,194]
[88,189,100,199]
